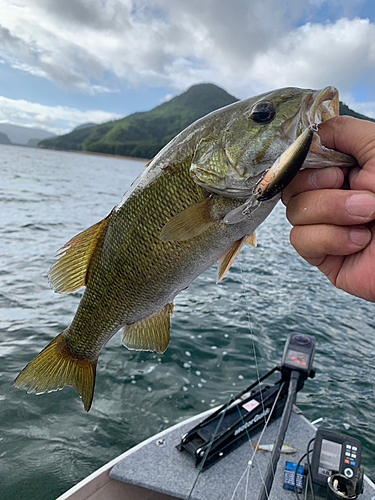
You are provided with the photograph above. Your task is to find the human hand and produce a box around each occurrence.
[282,116,375,302]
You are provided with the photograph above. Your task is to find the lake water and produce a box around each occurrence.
[0,144,374,500]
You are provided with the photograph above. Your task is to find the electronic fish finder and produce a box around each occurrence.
[306,428,364,499]
[311,429,362,487]
[286,428,364,499]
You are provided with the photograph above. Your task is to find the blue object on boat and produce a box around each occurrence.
[283,461,305,492]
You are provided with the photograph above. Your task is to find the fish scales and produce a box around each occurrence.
[67,157,205,350]
[14,86,356,411]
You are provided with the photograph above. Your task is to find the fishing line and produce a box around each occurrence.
[184,393,234,500]
[237,262,276,500]
[239,266,267,417]
[229,381,285,500]
[185,255,278,500]
[245,461,250,500]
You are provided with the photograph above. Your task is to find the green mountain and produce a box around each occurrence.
[0,131,12,145]
[72,122,98,131]
[39,84,375,159]
[39,125,96,152]
[339,102,375,123]
[39,84,238,158]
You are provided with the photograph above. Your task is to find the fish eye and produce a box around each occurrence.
[251,102,276,124]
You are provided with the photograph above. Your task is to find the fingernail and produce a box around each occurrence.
[347,193,375,218]
[311,167,338,189]
[350,227,371,246]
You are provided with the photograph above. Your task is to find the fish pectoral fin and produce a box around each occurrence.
[217,236,247,283]
[122,303,173,354]
[13,332,97,412]
[48,215,110,294]
[246,232,257,247]
[159,198,215,241]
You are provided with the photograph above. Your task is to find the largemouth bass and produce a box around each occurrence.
[14,86,354,411]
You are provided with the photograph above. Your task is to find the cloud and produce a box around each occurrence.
[246,18,375,95]
[159,93,174,104]
[340,94,375,120]
[0,0,374,109]
[0,96,121,134]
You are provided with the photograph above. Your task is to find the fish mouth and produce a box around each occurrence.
[286,86,356,168]
[282,86,339,139]
[303,86,339,128]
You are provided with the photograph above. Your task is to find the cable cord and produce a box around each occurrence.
[294,438,315,500]
[294,452,308,500]
[306,438,316,500]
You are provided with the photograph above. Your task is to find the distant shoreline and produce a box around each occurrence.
[0,141,150,163]
[39,146,150,163]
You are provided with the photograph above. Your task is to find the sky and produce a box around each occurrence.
[0,0,374,135]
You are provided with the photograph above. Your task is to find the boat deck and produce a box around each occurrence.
[108,406,375,500]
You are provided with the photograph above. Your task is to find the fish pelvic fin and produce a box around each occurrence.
[217,236,247,283]
[48,215,110,294]
[159,198,215,242]
[13,332,97,412]
[246,232,257,247]
[122,303,173,354]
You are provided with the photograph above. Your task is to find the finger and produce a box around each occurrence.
[315,223,375,303]
[318,116,375,166]
[286,190,375,226]
[289,224,372,266]
[282,166,344,205]
[349,164,375,193]
[348,166,361,187]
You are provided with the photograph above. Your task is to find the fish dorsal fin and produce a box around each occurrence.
[48,216,110,294]
[246,232,257,247]
[217,236,247,283]
[159,198,215,241]
[122,303,173,354]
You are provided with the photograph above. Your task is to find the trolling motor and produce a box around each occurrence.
[177,333,316,473]
[257,333,316,500]
[177,333,366,500]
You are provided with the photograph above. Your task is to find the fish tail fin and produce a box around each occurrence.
[13,332,97,412]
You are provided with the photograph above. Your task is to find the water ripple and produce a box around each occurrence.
[0,145,374,500]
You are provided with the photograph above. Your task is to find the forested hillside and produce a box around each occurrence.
[39,84,374,158]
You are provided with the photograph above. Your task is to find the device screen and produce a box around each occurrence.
[285,349,309,368]
[319,439,342,471]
